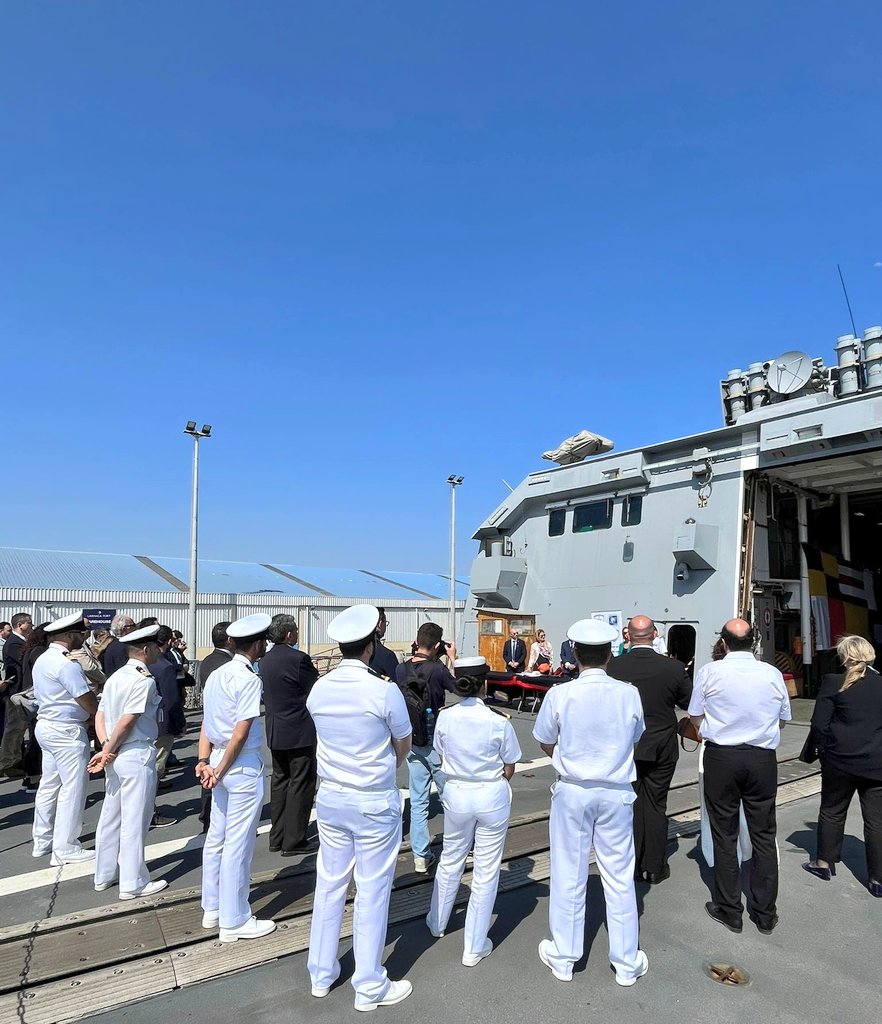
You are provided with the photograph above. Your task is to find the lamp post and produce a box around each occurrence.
[447,475,463,645]
[183,421,212,663]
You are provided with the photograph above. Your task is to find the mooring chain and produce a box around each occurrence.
[16,863,64,1024]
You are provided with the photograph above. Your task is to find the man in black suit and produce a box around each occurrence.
[502,627,526,674]
[369,607,399,679]
[194,621,233,833]
[559,638,578,680]
[101,614,136,675]
[261,613,319,855]
[0,613,32,779]
[607,614,692,884]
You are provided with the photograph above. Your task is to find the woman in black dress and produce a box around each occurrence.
[803,635,882,897]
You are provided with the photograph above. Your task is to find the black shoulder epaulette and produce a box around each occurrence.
[135,665,152,676]
[367,667,391,682]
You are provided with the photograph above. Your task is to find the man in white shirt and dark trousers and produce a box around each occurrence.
[31,611,99,864]
[533,619,648,987]
[196,614,276,944]
[688,618,792,935]
[306,605,414,1012]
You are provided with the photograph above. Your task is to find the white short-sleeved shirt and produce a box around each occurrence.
[34,644,92,723]
[99,660,162,749]
[434,697,522,781]
[533,669,645,785]
[688,651,792,749]
[307,660,412,790]
[202,654,264,752]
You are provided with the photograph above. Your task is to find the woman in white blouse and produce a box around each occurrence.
[426,657,522,967]
[527,629,553,672]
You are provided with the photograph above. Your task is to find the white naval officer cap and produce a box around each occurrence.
[454,656,488,676]
[226,613,273,641]
[327,605,380,644]
[45,610,89,634]
[122,624,161,645]
[566,619,620,645]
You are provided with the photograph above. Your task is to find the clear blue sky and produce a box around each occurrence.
[3,2,881,575]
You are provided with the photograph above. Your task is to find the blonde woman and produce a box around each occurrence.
[803,635,881,897]
[527,629,553,673]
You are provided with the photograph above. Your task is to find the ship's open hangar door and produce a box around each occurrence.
[750,449,882,696]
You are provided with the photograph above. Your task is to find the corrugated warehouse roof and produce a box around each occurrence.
[0,547,470,600]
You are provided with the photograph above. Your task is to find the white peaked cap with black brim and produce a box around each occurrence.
[45,611,88,634]
[122,624,161,645]
[566,619,620,645]
[327,605,380,644]
[227,613,273,641]
[453,656,488,676]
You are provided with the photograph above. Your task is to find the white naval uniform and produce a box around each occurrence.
[201,654,265,931]
[533,669,646,981]
[305,660,412,1006]
[427,698,522,956]
[32,644,93,856]
[94,660,162,891]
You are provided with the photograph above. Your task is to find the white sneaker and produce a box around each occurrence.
[614,949,649,987]
[94,878,118,892]
[354,980,413,1012]
[201,912,219,929]
[219,916,276,943]
[538,939,572,982]
[311,985,331,998]
[462,939,493,967]
[50,849,95,866]
[413,854,435,874]
[425,915,444,938]
[32,846,51,859]
[119,880,169,900]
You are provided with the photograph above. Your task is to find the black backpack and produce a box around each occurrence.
[400,659,434,747]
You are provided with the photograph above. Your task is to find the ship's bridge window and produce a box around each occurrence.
[621,494,643,526]
[548,508,566,536]
[572,499,613,533]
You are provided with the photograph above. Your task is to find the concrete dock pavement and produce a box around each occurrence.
[76,795,880,1024]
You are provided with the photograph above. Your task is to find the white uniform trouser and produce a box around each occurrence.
[547,779,642,980]
[32,720,89,856]
[201,750,264,930]
[427,777,512,955]
[94,744,158,892]
[308,783,402,1004]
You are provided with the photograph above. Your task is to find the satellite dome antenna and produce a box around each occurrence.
[766,351,812,395]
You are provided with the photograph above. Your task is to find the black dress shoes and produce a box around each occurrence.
[634,868,646,883]
[705,902,742,933]
[281,839,319,857]
[646,866,671,885]
[750,913,779,934]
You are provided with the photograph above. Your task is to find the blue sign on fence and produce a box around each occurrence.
[83,608,117,630]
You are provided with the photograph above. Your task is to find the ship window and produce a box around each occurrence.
[548,508,566,537]
[572,499,613,533]
[622,495,643,526]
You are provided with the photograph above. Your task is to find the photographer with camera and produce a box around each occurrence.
[394,622,457,872]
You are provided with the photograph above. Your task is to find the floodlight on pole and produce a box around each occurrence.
[447,475,464,644]
[183,421,213,662]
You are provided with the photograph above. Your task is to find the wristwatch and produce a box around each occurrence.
[196,757,211,766]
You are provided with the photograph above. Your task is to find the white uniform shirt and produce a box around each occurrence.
[99,660,161,750]
[533,669,645,785]
[688,651,791,749]
[307,659,411,790]
[33,643,92,723]
[202,653,264,752]
[434,697,522,780]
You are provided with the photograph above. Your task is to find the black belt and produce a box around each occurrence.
[705,740,768,751]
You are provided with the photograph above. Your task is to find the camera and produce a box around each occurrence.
[434,640,451,660]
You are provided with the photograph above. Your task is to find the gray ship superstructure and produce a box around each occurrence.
[469,328,882,686]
